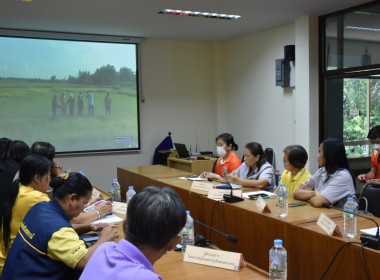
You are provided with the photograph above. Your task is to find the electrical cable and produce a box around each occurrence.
[208,200,219,242]
[320,241,361,280]
[219,200,235,251]
[360,242,370,280]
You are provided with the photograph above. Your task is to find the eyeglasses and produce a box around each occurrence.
[283,158,289,163]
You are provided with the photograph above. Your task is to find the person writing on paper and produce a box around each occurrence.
[273,145,311,195]
[358,125,380,182]
[200,133,241,180]
[1,172,119,279]
[80,186,186,280]
[0,155,111,275]
[225,142,275,191]
[31,141,112,223]
[293,138,355,208]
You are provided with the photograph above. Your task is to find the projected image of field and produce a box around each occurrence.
[0,35,139,153]
[0,79,138,152]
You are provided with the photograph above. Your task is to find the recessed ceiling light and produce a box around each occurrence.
[346,26,380,32]
[159,9,241,20]
[17,0,34,2]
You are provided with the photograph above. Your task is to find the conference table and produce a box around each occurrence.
[117,165,380,279]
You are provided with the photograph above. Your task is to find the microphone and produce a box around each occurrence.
[223,186,244,203]
[322,203,380,250]
[222,167,244,203]
[194,219,238,243]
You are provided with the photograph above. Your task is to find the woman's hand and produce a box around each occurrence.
[298,182,313,191]
[98,225,119,242]
[96,202,112,217]
[88,196,103,206]
[201,172,221,181]
[226,172,240,185]
[51,160,63,178]
[90,222,118,232]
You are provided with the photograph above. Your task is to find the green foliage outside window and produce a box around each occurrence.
[343,78,380,157]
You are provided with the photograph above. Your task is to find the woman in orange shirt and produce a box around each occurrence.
[201,133,241,180]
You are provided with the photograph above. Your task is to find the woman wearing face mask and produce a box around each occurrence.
[293,138,355,208]
[358,125,380,182]
[200,133,241,180]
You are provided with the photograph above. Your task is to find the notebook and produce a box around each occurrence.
[174,143,190,158]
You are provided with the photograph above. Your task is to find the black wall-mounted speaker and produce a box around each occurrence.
[284,45,295,61]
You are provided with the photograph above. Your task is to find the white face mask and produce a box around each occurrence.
[373,144,380,150]
[216,146,227,157]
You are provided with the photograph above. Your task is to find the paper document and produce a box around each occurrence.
[242,191,276,199]
[90,214,123,224]
[360,227,380,236]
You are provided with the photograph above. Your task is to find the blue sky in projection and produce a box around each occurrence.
[0,37,136,79]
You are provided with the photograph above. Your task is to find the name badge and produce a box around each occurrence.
[184,245,245,271]
[317,212,343,236]
[191,181,214,192]
[255,196,272,213]
[112,201,127,215]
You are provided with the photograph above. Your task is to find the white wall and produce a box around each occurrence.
[219,23,297,170]
[216,16,319,173]
[58,39,216,190]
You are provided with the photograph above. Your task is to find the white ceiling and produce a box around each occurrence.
[0,0,373,41]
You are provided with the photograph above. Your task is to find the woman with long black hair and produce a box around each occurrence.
[294,138,355,208]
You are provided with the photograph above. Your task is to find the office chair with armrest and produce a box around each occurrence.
[357,182,380,217]
[264,148,274,166]
[212,158,217,173]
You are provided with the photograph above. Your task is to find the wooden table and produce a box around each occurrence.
[117,165,193,200]
[117,165,380,279]
[167,156,217,174]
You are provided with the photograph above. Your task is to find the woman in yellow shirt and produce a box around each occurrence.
[274,145,311,195]
[0,155,111,275]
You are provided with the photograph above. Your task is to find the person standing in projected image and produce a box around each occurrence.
[87,91,94,116]
[104,92,111,116]
[358,125,380,182]
[51,94,60,120]
[200,133,241,180]
[78,93,84,116]
[67,93,75,117]
[60,92,67,117]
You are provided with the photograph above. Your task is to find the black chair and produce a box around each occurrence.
[264,148,274,165]
[212,158,218,173]
[358,182,380,217]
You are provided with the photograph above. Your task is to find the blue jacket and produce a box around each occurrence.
[1,199,81,280]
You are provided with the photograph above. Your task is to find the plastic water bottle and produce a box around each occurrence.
[111,179,120,202]
[181,210,194,255]
[126,186,136,204]
[344,197,357,238]
[278,184,288,217]
[269,239,287,280]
